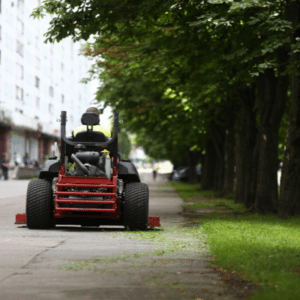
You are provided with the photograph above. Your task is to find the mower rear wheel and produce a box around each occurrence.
[123,182,149,231]
[26,179,54,229]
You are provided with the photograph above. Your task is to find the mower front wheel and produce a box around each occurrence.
[26,179,54,229]
[123,182,149,231]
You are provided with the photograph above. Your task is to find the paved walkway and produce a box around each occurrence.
[0,172,255,299]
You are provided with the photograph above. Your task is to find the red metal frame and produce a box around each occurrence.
[15,213,160,227]
[148,217,160,227]
[15,163,161,227]
[54,165,121,220]
[15,213,26,224]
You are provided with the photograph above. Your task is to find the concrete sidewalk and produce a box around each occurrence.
[0,172,256,300]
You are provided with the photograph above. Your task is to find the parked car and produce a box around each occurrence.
[169,165,202,182]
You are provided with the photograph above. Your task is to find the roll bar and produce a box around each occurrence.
[60,111,119,147]
[60,111,119,168]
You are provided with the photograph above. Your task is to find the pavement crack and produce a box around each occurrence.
[0,272,19,285]
[21,239,66,269]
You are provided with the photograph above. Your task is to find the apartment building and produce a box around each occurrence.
[0,0,92,166]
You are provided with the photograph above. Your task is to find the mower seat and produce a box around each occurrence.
[74,131,108,143]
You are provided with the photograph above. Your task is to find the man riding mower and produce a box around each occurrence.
[19,108,160,230]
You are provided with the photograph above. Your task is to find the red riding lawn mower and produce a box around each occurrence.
[15,111,160,230]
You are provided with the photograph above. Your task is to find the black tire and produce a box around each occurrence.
[123,182,149,231]
[26,179,54,229]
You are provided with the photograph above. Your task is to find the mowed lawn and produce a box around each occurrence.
[172,181,300,300]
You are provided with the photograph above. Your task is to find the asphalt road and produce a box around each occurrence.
[0,173,244,300]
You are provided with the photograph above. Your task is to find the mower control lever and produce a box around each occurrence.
[71,154,89,176]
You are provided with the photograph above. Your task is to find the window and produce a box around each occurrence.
[16,86,24,101]
[16,40,24,57]
[0,26,1,40]
[48,104,53,114]
[17,19,24,35]
[79,94,81,102]
[50,57,53,72]
[35,77,40,88]
[15,108,23,114]
[34,116,39,120]
[61,95,64,104]
[61,63,64,70]
[49,86,54,97]
[35,57,40,69]
[36,97,40,108]
[16,63,23,79]
[17,0,24,13]
[6,35,13,50]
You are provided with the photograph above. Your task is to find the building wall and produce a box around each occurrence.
[38,136,44,164]
[0,1,92,166]
[10,130,25,164]
[0,127,11,160]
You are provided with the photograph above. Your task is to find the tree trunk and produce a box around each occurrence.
[213,155,224,193]
[235,115,247,204]
[201,139,215,190]
[221,127,235,196]
[240,85,259,208]
[235,85,258,205]
[254,50,289,214]
[209,121,225,193]
[221,98,236,197]
[278,1,300,218]
[186,148,198,184]
[249,137,259,208]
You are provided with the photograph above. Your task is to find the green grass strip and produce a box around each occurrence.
[172,181,300,300]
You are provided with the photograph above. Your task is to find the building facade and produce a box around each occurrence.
[0,0,92,166]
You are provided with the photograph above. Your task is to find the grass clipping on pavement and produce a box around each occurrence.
[172,181,300,300]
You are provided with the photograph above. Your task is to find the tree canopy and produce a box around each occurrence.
[32,0,300,216]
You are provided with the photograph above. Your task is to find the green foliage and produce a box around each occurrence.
[66,162,75,173]
[170,182,214,201]
[118,129,132,159]
[203,214,300,300]
[32,0,294,170]
[172,182,300,300]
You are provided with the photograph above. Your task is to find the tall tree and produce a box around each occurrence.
[278,0,300,218]
[33,0,300,215]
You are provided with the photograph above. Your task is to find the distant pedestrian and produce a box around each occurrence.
[34,160,40,169]
[0,158,2,180]
[1,154,10,180]
[23,153,29,167]
[14,152,21,166]
[153,168,157,181]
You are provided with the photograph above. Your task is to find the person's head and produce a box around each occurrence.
[86,107,99,116]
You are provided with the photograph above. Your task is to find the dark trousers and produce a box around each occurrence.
[153,170,157,181]
[2,168,8,180]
